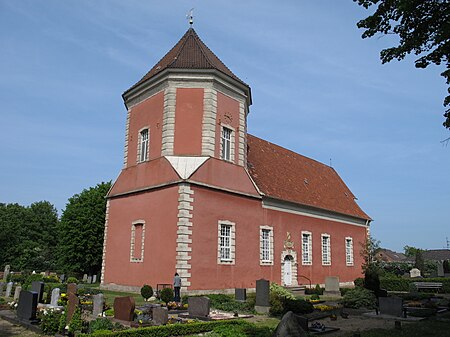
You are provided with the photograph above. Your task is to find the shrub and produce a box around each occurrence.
[314,284,324,295]
[40,307,64,335]
[269,292,283,316]
[269,282,295,300]
[310,293,320,300]
[364,267,380,294]
[207,294,249,313]
[354,277,364,287]
[23,274,44,290]
[340,288,353,296]
[58,310,67,334]
[69,308,83,334]
[8,273,27,284]
[67,276,79,284]
[89,318,114,333]
[341,287,376,309]
[77,320,246,337]
[159,287,174,305]
[140,285,153,300]
[282,298,313,315]
[43,275,60,283]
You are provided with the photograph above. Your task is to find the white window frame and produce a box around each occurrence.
[321,233,331,265]
[345,237,354,266]
[217,220,235,264]
[130,220,146,263]
[138,128,149,163]
[220,125,234,162]
[301,231,312,265]
[260,226,274,265]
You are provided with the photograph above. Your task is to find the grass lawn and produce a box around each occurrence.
[82,283,148,306]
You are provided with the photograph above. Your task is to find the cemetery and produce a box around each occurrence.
[1,263,450,337]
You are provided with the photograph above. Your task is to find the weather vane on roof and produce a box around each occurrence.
[186,8,194,26]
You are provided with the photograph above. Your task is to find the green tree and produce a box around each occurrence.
[0,201,59,271]
[354,0,450,130]
[403,245,420,258]
[58,181,111,275]
[360,234,380,272]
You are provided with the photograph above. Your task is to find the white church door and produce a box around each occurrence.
[284,256,292,286]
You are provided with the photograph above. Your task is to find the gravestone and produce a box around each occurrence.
[5,282,13,298]
[323,276,340,296]
[60,274,65,283]
[188,296,210,318]
[3,265,10,281]
[31,281,44,303]
[379,297,403,317]
[410,268,421,278]
[87,275,92,284]
[0,282,4,296]
[92,293,105,318]
[235,288,247,302]
[255,279,270,314]
[152,306,168,325]
[92,275,97,283]
[50,288,61,307]
[82,274,88,282]
[114,296,136,321]
[14,286,22,301]
[66,292,80,323]
[17,291,38,322]
[67,283,77,295]
[437,262,445,277]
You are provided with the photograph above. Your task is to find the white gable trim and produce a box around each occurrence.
[165,156,209,179]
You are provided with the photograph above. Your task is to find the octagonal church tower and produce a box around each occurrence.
[102,28,371,293]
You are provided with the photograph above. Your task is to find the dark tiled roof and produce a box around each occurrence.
[422,249,450,261]
[376,249,407,262]
[247,134,371,220]
[128,28,247,91]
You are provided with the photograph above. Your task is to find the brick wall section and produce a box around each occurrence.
[176,183,194,290]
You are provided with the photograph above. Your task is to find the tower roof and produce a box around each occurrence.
[126,28,249,93]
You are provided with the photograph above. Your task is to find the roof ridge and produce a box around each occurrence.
[167,29,193,68]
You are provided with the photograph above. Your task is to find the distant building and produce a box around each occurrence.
[375,249,407,263]
[100,28,371,293]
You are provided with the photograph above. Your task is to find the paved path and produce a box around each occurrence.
[0,317,42,337]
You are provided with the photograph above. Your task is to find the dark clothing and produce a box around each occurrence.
[173,275,182,302]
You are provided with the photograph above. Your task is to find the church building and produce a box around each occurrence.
[100,28,371,293]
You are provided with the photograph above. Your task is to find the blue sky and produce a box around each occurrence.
[1,1,449,252]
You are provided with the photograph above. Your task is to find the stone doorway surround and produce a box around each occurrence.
[281,250,298,286]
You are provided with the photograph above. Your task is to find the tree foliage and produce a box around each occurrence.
[0,201,58,271]
[360,234,380,272]
[354,0,450,129]
[403,245,420,257]
[58,181,111,275]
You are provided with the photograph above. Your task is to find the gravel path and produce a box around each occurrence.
[0,318,42,337]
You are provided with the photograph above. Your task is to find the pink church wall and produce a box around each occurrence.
[174,88,204,155]
[103,186,179,287]
[126,92,164,167]
[188,186,365,290]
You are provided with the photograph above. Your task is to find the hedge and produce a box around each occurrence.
[380,277,450,293]
[78,320,247,337]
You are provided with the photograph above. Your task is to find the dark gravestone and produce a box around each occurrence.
[66,292,80,323]
[379,297,403,317]
[188,296,210,318]
[152,306,168,325]
[255,279,270,313]
[114,296,136,322]
[272,311,308,337]
[235,288,247,302]
[67,283,77,295]
[31,281,44,303]
[17,291,38,322]
[0,282,5,296]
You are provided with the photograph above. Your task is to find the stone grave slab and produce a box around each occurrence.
[114,296,136,322]
[82,274,88,282]
[235,288,247,302]
[87,275,92,284]
[324,276,340,296]
[14,285,22,301]
[92,275,97,283]
[50,288,60,307]
[188,296,210,318]
[5,282,13,298]
[17,291,38,322]
[437,262,445,277]
[379,297,403,317]
[152,306,168,325]
[92,293,104,318]
[410,268,421,278]
[31,281,44,303]
[255,279,270,313]
[3,265,10,281]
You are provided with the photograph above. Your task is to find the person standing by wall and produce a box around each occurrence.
[173,272,181,303]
